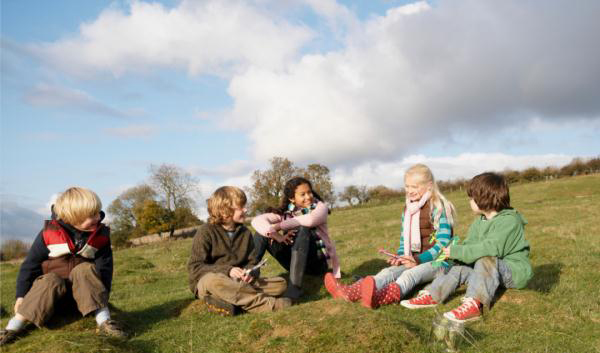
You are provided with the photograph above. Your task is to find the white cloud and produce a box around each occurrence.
[225,0,600,165]
[331,153,575,190]
[24,83,140,118]
[31,0,313,78]
[29,1,600,167]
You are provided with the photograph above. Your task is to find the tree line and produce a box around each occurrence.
[1,156,598,259]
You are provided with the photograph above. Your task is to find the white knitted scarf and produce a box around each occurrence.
[402,190,431,256]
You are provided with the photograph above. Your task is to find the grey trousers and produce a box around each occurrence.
[425,256,514,307]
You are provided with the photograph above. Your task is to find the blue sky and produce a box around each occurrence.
[2,0,599,243]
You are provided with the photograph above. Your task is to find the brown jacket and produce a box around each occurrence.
[187,223,258,295]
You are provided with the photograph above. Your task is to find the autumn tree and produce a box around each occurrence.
[303,163,336,204]
[247,157,299,213]
[108,166,202,247]
[108,184,157,244]
[247,157,336,213]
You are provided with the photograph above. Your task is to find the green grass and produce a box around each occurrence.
[2,175,599,352]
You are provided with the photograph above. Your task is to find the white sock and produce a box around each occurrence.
[6,317,26,332]
[95,307,111,326]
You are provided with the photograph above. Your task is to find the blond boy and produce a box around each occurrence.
[188,186,291,314]
[1,187,126,346]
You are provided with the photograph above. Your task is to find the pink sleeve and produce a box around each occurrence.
[251,213,282,236]
[279,202,328,230]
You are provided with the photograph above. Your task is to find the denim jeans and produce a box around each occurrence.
[425,256,514,307]
[373,262,444,296]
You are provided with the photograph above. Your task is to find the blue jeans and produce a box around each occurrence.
[373,262,444,296]
[425,256,514,307]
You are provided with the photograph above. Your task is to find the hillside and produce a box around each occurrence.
[1,175,599,353]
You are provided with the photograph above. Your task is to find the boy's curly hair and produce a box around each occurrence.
[207,186,247,225]
[54,187,102,225]
[467,172,510,212]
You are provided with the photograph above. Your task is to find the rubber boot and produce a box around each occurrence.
[283,227,310,300]
[252,232,269,262]
[324,273,363,302]
[361,277,402,309]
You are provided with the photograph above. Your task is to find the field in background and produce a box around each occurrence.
[1,175,599,352]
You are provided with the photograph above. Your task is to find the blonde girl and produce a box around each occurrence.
[325,163,457,308]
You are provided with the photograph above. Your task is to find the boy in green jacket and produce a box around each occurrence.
[400,172,532,323]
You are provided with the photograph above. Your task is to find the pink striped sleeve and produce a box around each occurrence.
[251,213,283,236]
[279,202,328,230]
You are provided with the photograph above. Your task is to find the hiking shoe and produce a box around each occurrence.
[444,297,482,323]
[203,296,241,316]
[97,320,128,338]
[0,329,19,346]
[273,297,293,311]
[400,291,438,309]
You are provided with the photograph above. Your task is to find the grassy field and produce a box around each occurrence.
[1,174,599,353]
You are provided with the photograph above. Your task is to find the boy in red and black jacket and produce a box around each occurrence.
[0,187,127,346]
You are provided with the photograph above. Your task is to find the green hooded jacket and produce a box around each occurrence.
[450,209,533,289]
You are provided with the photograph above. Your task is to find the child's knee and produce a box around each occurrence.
[36,272,66,291]
[474,257,498,275]
[70,262,98,281]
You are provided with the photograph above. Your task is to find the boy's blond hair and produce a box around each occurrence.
[405,164,457,228]
[54,187,102,225]
[207,186,247,225]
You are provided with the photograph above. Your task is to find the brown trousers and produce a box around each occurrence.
[196,273,287,313]
[17,262,108,327]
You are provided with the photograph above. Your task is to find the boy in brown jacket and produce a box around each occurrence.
[188,186,291,315]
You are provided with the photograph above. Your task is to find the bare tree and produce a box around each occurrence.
[149,164,197,211]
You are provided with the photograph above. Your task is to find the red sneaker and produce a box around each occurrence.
[443,297,482,323]
[400,291,438,309]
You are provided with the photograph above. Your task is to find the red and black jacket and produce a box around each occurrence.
[15,211,113,298]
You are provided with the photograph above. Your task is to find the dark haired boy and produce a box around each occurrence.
[400,172,533,323]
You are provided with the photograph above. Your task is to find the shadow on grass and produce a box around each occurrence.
[350,258,389,278]
[111,298,194,336]
[45,296,86,328]
[527,263,563,294]
[274,272,328,303]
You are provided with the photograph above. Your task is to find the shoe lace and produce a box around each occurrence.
[413,291,432,303]
[455,297,478,315]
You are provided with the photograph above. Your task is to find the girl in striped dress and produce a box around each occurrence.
[325,164,457,309]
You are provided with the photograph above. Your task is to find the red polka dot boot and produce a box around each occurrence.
[361,276,402,309]
[324,272,363,302]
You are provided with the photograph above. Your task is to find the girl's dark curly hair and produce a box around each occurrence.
[267,177,324,215]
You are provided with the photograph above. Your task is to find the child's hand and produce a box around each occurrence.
[399,255,417,268]
[14,297,23,314]
[241,273,254,283]
[270,231,294,245]
[443,247,451,258]
[387,257,403,266]
[229,267,246,280]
